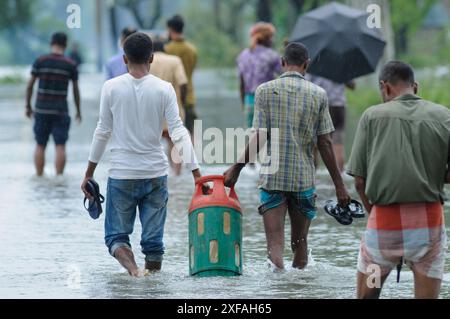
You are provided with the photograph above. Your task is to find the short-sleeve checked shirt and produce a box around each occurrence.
[253,71,335,192]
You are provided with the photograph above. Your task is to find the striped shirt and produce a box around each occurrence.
[253,71,335,192]
[31,53,78,114]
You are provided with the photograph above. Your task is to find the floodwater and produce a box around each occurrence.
[0,71,449,299]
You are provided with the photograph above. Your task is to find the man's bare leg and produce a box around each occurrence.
[55,145,66,175]
[413,270,441,299]
[333,144,345,173]
[289,208,311,269]
[357,271,390,299]
[263,204,287,270]
[114,246,140,277]
[34,145,46,176]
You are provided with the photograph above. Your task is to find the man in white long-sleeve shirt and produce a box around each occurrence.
[81,33,203,277]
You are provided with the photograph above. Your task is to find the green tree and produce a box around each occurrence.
[257,0,272,22]
[271,0,336,45]
[108,0,162,43]
[213,0,252,43]
[268,0,337,32]
[186,0,244,67]
[115,0,162,29]
[389,0,437,55]
[0,0,34,30]
[0,0,36,63]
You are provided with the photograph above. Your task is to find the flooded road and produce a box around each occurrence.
[0,71,449,299]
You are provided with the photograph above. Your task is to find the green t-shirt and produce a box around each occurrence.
[347,94,450,205]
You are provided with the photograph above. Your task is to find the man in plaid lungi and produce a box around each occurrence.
[348,61,450,299]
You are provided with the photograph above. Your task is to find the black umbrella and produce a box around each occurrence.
[289,2,386,83]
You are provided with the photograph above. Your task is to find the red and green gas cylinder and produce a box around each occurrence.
[188,175,243,277]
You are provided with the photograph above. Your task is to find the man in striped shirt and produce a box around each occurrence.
[25,32,81,176]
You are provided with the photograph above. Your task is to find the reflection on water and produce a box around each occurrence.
[0,73,449,299]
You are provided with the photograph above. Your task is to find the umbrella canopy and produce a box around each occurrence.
[289,2,386,83]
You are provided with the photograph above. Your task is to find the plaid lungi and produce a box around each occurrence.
[358,202,447,280]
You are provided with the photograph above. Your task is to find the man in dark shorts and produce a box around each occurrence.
[25,32,81,176]
[224,43,351,270]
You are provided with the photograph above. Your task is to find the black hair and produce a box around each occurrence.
[379,61,415,86]
[51,32,68,48]
[121,27,138,41]
[153,40,165,53]
[167,15,185,33]
[123,32,153,64]
[283,42,309,67]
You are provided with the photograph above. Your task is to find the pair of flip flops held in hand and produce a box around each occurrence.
[324,200,365,226]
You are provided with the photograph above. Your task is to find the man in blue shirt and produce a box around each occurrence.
[105,27,137,80]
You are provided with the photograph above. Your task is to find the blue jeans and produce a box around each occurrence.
[105,176,168,262]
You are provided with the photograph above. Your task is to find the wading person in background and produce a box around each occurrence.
[308,75,355,172]
[81,33,203,277]
[347,61,450,299]
[150,35,188,176]
[224,43,351,270]
[25,32,81,177]
[105,27,137,80]
[237,22,282,129]
[165,15,198,135]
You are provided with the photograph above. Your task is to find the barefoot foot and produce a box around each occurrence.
[114,246,139,277]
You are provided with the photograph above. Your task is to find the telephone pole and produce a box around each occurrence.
[95,0,104,72]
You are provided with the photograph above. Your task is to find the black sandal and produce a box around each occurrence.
[83,179,105,220]
[348,200,365,218]
[323,200,353,226]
